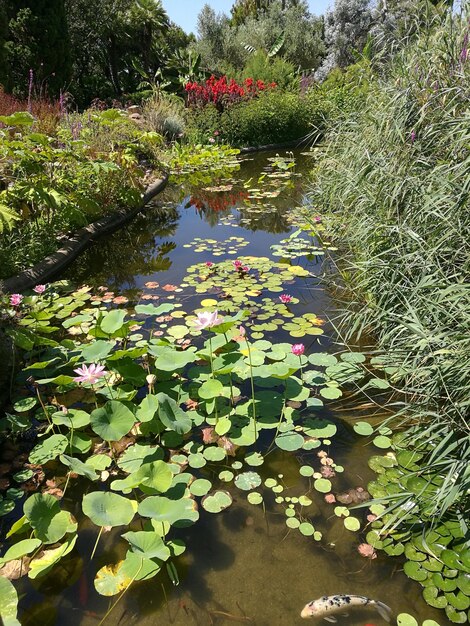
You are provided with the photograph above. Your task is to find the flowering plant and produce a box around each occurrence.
[185,75,276,110]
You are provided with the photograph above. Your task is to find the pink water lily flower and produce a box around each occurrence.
[10,294,23,306]
[291,343,305,356]
[194,310,224,331]
[33,284,46,294]
[205,261,214,267]
[280,294,292,304]
[73,363,107,384]
[233,260,243,268]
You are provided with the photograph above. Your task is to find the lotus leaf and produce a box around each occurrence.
[28,535,77,579]
[29,434,68,465]
[0,538,42,565]
[82,492,136,527]
[157,393,192,434]
[234,472,262,491]
[24,494,76,544]
[90,401,135,441]
[60,455,98,481]
[122,531,171,561]
[138,496,199,526]
[0,577,20,626]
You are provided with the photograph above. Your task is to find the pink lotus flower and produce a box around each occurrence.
[10,294,23,307]
[280,294,292,304]
[33,284,46,294]
[233,260,242,268]
[205,261,214,267]
[291,343,305,356]
[73,363,107,384]
[194,310,224,331]
[242,265,249,273]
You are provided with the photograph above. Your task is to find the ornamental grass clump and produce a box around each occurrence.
[312,8,470,529]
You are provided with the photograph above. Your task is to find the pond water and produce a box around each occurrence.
[11,151,448,625]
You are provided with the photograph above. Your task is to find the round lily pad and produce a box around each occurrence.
[234,472,262,491]
[313,478,331,493]
[219,470,234,482]
[344,516,361,531]
[299,465,314,477]
[202,491,233,513]
[247,492,263,505]
[353,421,374,436]
[373,435,392,449]
[299,522,315,536]
[190,479,212,497]
[245,452,264,467]
[275,432,304,451]
[397,615,418,626]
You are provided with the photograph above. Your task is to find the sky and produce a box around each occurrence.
[162,0,331,35]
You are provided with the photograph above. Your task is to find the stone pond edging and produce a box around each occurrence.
[3,173,169,294]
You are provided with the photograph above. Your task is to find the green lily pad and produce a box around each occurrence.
[247,492,263,505]
[201,490,233,513]
[275,432,304,451]
[190,479,212,497]
[235,472,262,491]
[313,478,331,493]
[299,522,315,536]
[344,516,361,531]
[397,615,418,626]
[353,421,374,436]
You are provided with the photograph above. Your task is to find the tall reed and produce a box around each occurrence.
[312,7,470,527]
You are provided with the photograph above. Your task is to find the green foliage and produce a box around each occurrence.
[313,7,470,550]
[186,91,320,147]
[236,50,297,89]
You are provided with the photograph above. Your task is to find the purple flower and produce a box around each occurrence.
[10,294,23,307]
[291,343,305,356]
[33,284,46,294]
[410,129,416,143]
[73,363,107,384]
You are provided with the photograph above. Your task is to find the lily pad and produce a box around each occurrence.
[201,491,233,513]
[235,472,262,491]
[82,492,136,528]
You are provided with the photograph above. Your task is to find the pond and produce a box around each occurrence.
[4,151,448,626]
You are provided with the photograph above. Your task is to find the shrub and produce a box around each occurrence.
[235,51,298,90]
[142,93,186,141]
[184,75,275,111]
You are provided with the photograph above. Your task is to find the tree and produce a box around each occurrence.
[315,0,373,80]
[3,0,71,96]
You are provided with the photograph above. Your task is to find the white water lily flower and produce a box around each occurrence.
[194,310,224,331]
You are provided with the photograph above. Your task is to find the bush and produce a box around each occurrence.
[235,51,298,90]
[142,93,186,141]
[186,90,325,147]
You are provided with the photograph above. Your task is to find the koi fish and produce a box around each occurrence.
[300,595,392,623]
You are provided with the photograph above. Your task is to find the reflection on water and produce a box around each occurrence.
[24,151,449,625]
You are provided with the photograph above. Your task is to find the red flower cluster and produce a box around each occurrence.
[185,75,276,110]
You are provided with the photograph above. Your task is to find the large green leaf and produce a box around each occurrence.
[0,539,42,565]
[121,531,171,561]
[138,496,199,527]
[111,461,173,494]
[82,492,136,527]
[60,455,99,481]
[29,434,68,465]
[100,309,127,335]
[157,393,192,434]
[28,535,77,579]
[24,494,77,544]
[0,577,20,626]
[90,401,135,441]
